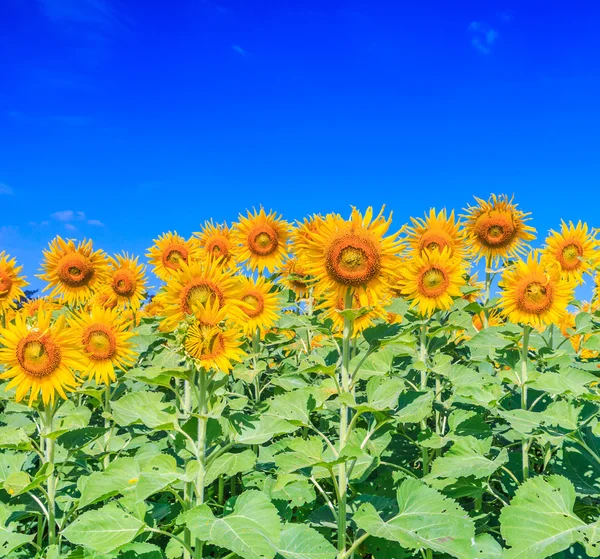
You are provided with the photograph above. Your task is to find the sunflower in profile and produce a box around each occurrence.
[184,300,246,372]
[296,207,403,306]
[463,194,536,262]
[70,306,137,385]
[194,221,235,268]
[280,258,312,298]
[472,309,503,331]
[21,297,62,318]
[231,208,291,273]
[321,291,387,334]
[39,236,108,306]
[462,272,483,303]
[100,253,148,311]
[157,260,242,332]
[406,209,467,259]
[398,247,466,316]
[238,276,282,336]
[146,231,202,281]
[141,297,164,318]
[0,310,84,405]
[499,251,574,328]
[541,221,599,284]
[0,252,28,314]
[558,309,597,359]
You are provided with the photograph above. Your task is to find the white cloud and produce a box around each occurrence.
[232,44,247,56]
[469,21,498,55]
[64,223,77,231]
[52,210,75,221]
[0,183,13,195]
[87,219,104,226]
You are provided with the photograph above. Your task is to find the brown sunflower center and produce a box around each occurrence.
[474,215,516,248]
[248,226,278,256]
[162,243,189,271]
[559,242,583,270]
[242,292,265,318]
[518,280,554,314]
[16,335,61,377]
[206,238,229,259]
[420,231,452,253]
[419,267,449,297]
[57,254,94,288]
[83,326,117,360]
[0,270,12,299]
[112,270,137,297]
[325,236,381,287]
[182,281,223,314]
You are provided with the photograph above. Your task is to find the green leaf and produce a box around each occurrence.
[552,428,600,496]
[62,503,146,553]
[233,415,299,445]
[205,450,257,486]
[265,389,315,425]
[359,377,405,412]
[133,454,180,503]
[274,437,325,474]
[529,368,597,396]
[0,426,32,450]
[353,478,476,559]
[0,452,27,485]
[500,475,600,559]
[276,524,336,559]
[184,490,281,559]
[112,391,176,429]
[0,503,34,554]
[499,409,543,436]
[395,391,434,423]
[79,458,141,508]
[47,400,91,437]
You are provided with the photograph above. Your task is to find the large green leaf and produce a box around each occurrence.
[0,503,34,555]
[353,478,476,558]
[395,391,434,423]
[265,389,315,425]
[79,458,141,508]
[552,428,600,496]
[111,391,176,429]
[184,490,281,559]
[275,524,336,559]
[233,415,299,445]
[205,449,257,485]
[62,503,146,553]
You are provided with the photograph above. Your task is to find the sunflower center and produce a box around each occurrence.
[83,326,117,360]
[248,226,278,256]
[419,267,450,297]
[17,335,61,378]
[112,270,136,297]
[204,330,225,357]
[474,215,516,248]
[559,242,582,270]
[326,236,381,287]
[207,238,229,259]
[57,254,94,287]
[420,231,451,253]
[0,270,12,299]
[182,281,223,314]
[518,280,554,314]
[241,292,265,318]
[162,243,189,271]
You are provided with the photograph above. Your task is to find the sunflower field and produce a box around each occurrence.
[2,195,600,559]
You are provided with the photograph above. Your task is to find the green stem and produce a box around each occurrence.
[419,323,430,476]
[252,328,261,402]
[42,403,57,548]
[103,383,112,468]
[195,369,209,559]
[483,255,492,328]
[218,476,225,505]
[337,288,354,558]
[521,325,531,480]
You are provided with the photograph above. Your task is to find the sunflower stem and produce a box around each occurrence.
[252,327,261,402]
[103,383,112,468]
[194,368,208,559]
[41,402,57,548]
[483,256,492,328]
[521,325,531,480]
[419,323,430,476]
[337,288,354,558]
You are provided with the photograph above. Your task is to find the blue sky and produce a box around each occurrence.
[1,0,599,294]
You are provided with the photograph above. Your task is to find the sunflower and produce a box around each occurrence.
[321,290,387,334]
[21,297,62,318]
[541,221,599,284]
[69,306,137,385]
[463,194,536,262]
[184,300,245,372]
[279,258,312,298]
[462,272,483,303]
[406,208,467,259]
[141,297,164,318]
[100,253,148,311]
[0,310,84,405]
[194,221,235,268]
[472,309,503,331]
[295,207,403,306]
[39,236,108,306]
[146,231,202,281]
[398,248,466,316]
[87,290,118,311]
[0,252,28,315]
[232,208,290,273]
[157,260,242,332]
[238,276,281,336]
[499,251,574,328]
[558,310,597,359]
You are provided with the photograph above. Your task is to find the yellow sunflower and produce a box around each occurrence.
[398,248,466,316]
[472,309,503,331]
[69,306,137,385]
[558,310,597,359]
[279,257,312,298]
[499,251,574,328]
[184,300,246,372]
[321,290,387,334]
[0,252,28,315]
[541,221,599,284]
[146,231,202,281]
[406,208,467,259]
[463,194,536,262]
[194,221,235,268]
[100,253,148,311]
[141,297,164,318]
[232,208,291,273]
[157,260,242,332]
[0,310,84,405]
[238,276,282,336]
[21,297,62,318]
[295,207,403,306]
[462,272,483,303]
[87,290,118,311]
[39,236,108,306]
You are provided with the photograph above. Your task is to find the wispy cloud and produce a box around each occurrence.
[232,44,247,56]
[52,210,78,221]
[64,223,77,232]
[0,183,13,195]
[87,219,104,226]
[468,21,498,55]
